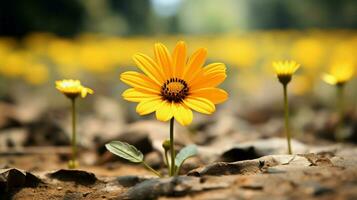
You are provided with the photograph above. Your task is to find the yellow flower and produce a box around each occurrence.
[273,60,300,85]
[56,79,94,99]
[120,41,228,126]
[322,62,355,86]
[23,63,49,85]
[290,38,324,69]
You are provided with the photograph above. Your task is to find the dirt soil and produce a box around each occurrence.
[1,146,357,200]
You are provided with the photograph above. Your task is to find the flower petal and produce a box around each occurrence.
[172,41,187,78]
[81,90,88,98]
[190,88,228,104]
[190,63,227,90]
[80,87,94,98]
[173,104,193,126]
[122,88,159,102]
[322,73,337,85]
[273,60,300,76]
[133,53,165,85]
[154,43,173,78]
[182,48,207,82]
[155,101,174,122]
[136,97,162,115]
[120,71,161,94]
[184,97,215,115]
[203,63,226,74]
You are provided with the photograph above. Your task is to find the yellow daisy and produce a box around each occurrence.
[120,41,228,126]
[273,60,300,154]
[273,60,300,85]
[322,62,355,86]
[56,79,94,99]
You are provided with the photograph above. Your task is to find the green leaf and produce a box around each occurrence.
[175,145,198,174]
[105,141,144,163]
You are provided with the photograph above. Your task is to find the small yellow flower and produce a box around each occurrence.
[120,41,228,126]
[273,60,300,85]
[322,63,355,86]
[56,79,94,99]
[273,60,300,154]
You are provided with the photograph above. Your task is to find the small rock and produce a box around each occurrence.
[178,156,202,175]
[188,155,313,176]
[47,169,97,185]
[272,155,311,166]
[63,191,83,200]
[187,159,269,177]
[199,137,309,164]
[0,168,41,193]
[0,101,21,129]
[0,117,22,130]
[121,176,230,200]
[25,171,42,187]
[302,153,333,166]
[301,181,334,196]
[240,184,264,190]
[25,116,69,146]
[0,128,28,152]
[116,175,146,187]
[0,168,25,192]
[261,155,311,173]
[218,146,259,162]
[232,137,308,156]
[265,168,286,174]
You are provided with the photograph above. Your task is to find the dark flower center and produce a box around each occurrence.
[277,74,292,85]
[161,78,189,103]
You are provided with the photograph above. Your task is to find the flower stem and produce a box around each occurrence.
[169,118,175,176]
[70,98,77,169]
[164,149,170,169]
[337,85,344,122]
[283,84,292,154]
[335,85,345,141]
[142,162,162,178]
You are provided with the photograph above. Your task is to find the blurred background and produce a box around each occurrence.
[0,0,356,154]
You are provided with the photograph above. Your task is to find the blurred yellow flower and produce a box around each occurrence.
[322,62,355,86]
[0,38,16,61]
[23,63,49,85]
[273,60,300,85]
[290,38,324,69]
[56,79,94,99]
[121,41,228,126]
[48,39,79,68]
[212,37,258,68]
[330,41,356,65]
[78,42,116,73]
[24,32,54,56]
[0,51,28,77]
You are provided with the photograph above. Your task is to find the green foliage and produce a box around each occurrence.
[106,141,198,177]
[105,141,144,163]
[174,145,198,175]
